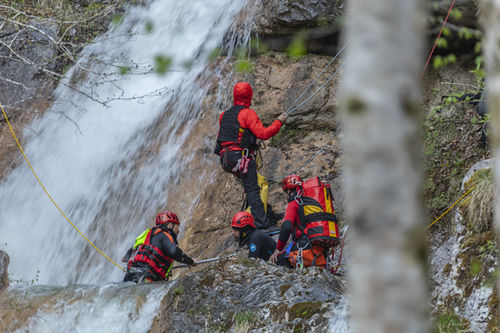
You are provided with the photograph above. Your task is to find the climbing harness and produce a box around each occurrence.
[296,243,305,270]
[0,102,125,272]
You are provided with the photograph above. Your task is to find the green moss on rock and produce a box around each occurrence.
[289,301,322,320]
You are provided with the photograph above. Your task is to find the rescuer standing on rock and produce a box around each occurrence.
[214,82,287,230]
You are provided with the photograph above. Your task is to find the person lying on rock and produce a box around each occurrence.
[122,211,196,283]
[269,175,334,269]
[214,81,287,230]
[231,211,276,261]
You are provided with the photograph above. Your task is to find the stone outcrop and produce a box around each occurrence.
[0,21,59,118]
[253,0,345,55]
[151,256,345,332]
[430,159,497,332]
[0,250,9,293]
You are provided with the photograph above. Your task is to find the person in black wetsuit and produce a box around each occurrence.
[231,211,276,261]
[122,211,196,283]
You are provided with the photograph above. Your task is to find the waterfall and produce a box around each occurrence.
[0,0,251,286]
[2,283,171,333]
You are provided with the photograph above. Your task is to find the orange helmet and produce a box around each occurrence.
[282,174,303,191]
[156,211,180,227]
[231,211,255,229]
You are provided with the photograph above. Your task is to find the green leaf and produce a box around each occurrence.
[442,27,451,37]
[250,38,269,54]
[145,20,154,33]
[446,54,456,64]
[470,258,481,275]
[118,66,130,75]
[286,31,308,58]
[433,55,444,69]
[111,14,123,27]
[436,38,448,49]
[154,55,172,75]
[474,42,482,54]
[208,47,222,61]
[451,8,463,20]
[235,60,254,74]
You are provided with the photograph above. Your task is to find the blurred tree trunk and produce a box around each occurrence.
[341,1,428,332]
[480,0,500,322]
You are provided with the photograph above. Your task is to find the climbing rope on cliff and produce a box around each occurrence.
[264,45,346,182]
[286,43,347,114]
[425,184,476,230]
[421,0,456,78]
[0,102,125,272]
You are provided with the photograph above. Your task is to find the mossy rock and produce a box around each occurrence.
[432,309,472,333]
[270,303,288,322]
[289,301,322,320]
[279,284,291,296]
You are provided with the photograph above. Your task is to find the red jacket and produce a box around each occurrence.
[218,82,282,150]
[276,200,304,251]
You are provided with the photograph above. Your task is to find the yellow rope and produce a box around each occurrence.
[425,184,477,230]
[0,102,125,272]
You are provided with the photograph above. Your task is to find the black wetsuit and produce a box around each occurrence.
[241,228,276,261]
[123,228,193,283]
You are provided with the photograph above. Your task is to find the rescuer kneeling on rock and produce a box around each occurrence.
[214,82,287,230]
[269,175,340,269]
[122,211,196,283]
[231,211,276,261]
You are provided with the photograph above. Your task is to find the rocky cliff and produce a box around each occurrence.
[0,0,497,332]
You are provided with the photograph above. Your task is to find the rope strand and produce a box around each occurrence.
[0,102,125,272]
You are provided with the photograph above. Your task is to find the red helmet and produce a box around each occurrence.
[156,211,180,227]
[231,211,255,229]
[282,174,303,191]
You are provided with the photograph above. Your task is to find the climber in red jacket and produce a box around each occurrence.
[214,82,287,229]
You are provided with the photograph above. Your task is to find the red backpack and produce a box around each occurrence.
[297,177,340,248]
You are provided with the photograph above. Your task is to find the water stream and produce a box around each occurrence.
[0,0,249,286]
[0,0,349,331]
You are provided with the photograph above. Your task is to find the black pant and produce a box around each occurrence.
[220,150,268,229]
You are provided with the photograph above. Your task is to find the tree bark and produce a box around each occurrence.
[480,0,500,324]
[341,1,428,332]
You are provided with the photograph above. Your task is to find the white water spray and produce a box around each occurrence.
[0,0,250,286]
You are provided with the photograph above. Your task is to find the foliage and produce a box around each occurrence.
[234,310,255,333]
[286,31,308,59]
[432,310,471,333]
[423,98,489,225]
[154,55,173,75]
[460,169,495,233]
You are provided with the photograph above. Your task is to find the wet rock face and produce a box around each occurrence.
[0,21,59,117]
[429,159,497,332]
[256,0,343,33]
[178,51,343,260]
[254,0,345,55]
[0,250,9,293]
[151,257,346,332]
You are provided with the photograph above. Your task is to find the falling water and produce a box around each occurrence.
[0,1,352,331]
[0,0,251,286]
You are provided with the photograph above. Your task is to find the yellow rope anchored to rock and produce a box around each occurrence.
[425,184,477,230]
[0,102,125,272]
